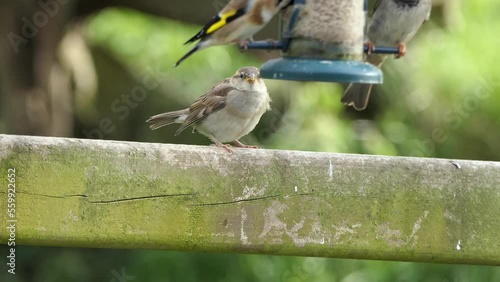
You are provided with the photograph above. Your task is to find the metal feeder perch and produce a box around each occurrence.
[244,0,400,84]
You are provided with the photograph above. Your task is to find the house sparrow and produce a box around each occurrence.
[342,0,432,111]
[174,0,292,67]
[146,67,270,152]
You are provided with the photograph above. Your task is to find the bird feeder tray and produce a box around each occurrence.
[261,57,382,83]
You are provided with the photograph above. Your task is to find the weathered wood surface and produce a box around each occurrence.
[0,134,499,265]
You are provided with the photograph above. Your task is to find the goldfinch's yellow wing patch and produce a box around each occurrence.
[206,10,238,34]
[183,8,246,45]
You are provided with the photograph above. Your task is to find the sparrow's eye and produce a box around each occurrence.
[239,73,245,79]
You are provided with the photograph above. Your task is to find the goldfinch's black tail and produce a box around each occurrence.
[174,45,200,67]
[184,18,217,45]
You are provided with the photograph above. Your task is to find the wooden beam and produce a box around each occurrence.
[0,134,499,265]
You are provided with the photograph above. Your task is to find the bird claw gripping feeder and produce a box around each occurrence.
[244,0,400,83]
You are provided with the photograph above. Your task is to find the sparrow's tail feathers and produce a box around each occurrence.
[174,45,200,67]
[146,109,189,130]
[341,83,373,111]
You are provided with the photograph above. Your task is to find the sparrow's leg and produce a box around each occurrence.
[232,140,259,149]
[238,40,250,50]
[208,134,233,153]
[365,41,375,55]
[395,43,406,58]
[210,142,233,153]
[238,37,254,50]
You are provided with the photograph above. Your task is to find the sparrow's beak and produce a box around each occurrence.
[245,73,257,83]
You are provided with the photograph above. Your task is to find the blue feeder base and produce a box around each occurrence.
[260,57,383,84]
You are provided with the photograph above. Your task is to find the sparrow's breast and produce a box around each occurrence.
[199,88,270,143]
[227,88,270,117]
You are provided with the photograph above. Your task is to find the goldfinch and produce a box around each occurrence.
[342,0,432,111]
[147,67,271,152]
[174,0,292,67]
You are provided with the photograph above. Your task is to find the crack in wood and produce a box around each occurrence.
[190,194,282,207]
[15,191,196,204]
[17,191,89,199]
[88,193,197,204]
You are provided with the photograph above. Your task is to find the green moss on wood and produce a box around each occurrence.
[0,134,499,265]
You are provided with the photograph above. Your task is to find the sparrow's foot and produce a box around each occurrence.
[232,140,259,149]
[366,41,375,55]
[211,143,233,153]
[395,43,406,58]
[238,40,251,50]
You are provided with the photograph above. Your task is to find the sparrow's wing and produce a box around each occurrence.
[174,79,234,135]
[184,0,248,45]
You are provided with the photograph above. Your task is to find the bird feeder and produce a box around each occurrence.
[245,0,399,83]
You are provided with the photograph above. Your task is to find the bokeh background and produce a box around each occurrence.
[1,0,499,281]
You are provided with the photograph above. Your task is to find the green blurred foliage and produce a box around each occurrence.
[4,1,499,281]
[2,246,500,282]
